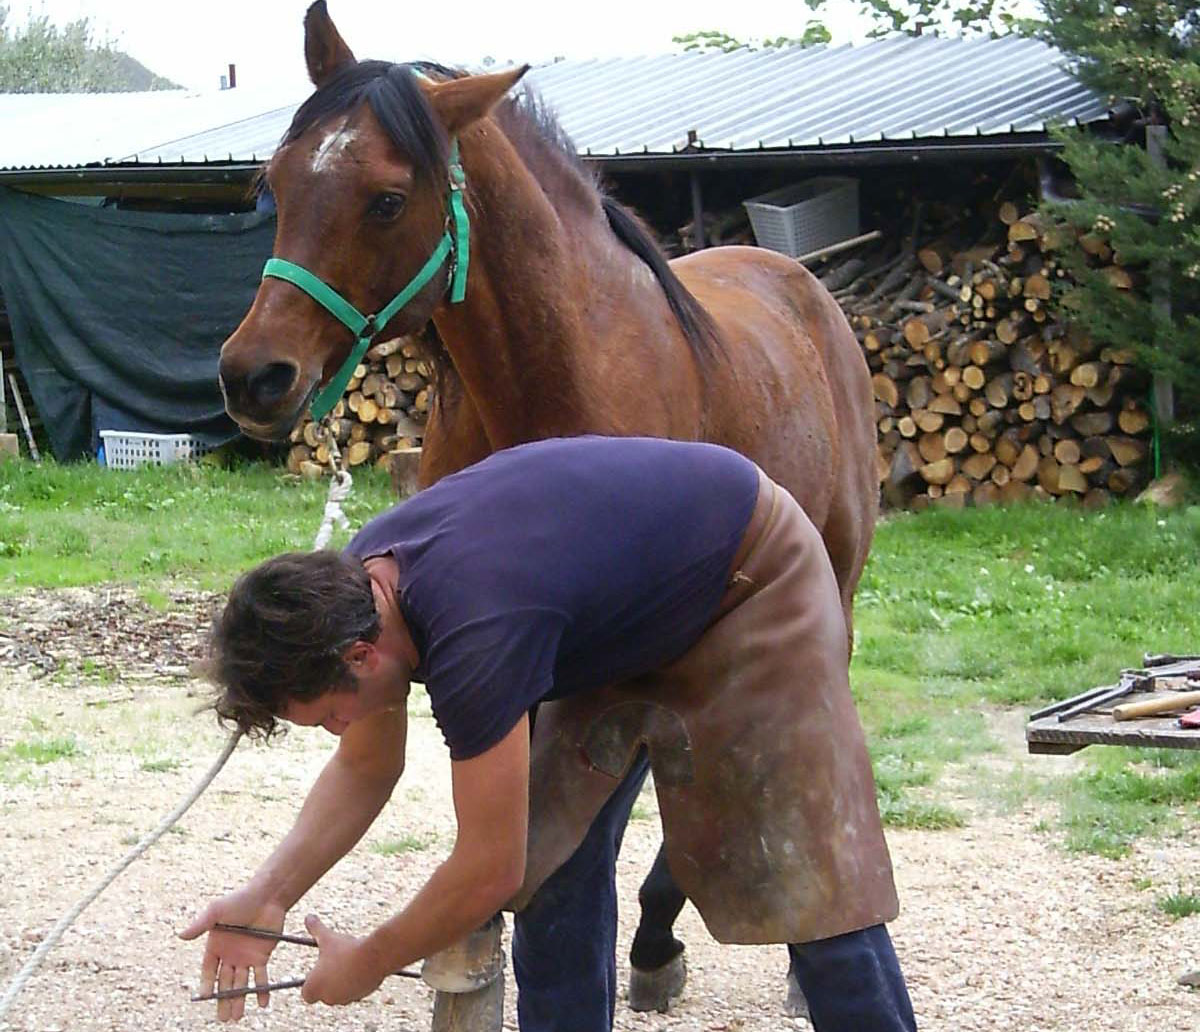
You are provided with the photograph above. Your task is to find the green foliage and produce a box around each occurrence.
[673,25,829,53]
[1033,2,1200,462]
[825,0,1027,38]
[0,3,176,92]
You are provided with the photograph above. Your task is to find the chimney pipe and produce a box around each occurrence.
[228,63,237,89]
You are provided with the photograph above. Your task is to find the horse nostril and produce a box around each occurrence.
[245,362,298,407]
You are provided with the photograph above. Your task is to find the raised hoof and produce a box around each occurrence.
[628,953,686,1013]
[784,973,810,1020]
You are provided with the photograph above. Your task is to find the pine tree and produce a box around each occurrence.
[1033,3,1200,465]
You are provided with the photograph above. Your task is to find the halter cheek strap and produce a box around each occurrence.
[261,139,470,422]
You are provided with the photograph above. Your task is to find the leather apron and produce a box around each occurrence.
[507,469,899,945]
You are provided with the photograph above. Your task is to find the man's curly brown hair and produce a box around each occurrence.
[206,551,381,739]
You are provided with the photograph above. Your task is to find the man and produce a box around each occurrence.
[183,435,915,1031]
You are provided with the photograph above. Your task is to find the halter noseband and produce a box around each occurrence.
[261,138,470,421]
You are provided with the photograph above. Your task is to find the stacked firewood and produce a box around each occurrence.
[826,201,1151,509]
[285,335,432,478]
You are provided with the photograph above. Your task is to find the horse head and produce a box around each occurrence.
[219,1,525,440]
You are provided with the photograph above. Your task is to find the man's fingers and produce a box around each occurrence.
[231,965,249,1023]
[253,965,271,1009]
[199,950,218,1000]
[217,963,235,1023]
[178,911,211,940]
[304,913,327,941]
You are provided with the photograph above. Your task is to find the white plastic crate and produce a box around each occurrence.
[743,177,860,258]
[99,430,213,470]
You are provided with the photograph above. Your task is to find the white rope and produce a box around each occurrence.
[312,420,354,551]
[313,469,353,550]
[0,730,243,1026]
[0,419,360,1027]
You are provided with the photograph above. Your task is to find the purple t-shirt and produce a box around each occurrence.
[345,436,759,759]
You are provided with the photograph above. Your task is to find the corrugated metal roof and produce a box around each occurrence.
[0,35,1108,172]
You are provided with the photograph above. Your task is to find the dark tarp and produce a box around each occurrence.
[0,187,276,461]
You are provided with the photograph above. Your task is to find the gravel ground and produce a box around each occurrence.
[0,588,1198,1031]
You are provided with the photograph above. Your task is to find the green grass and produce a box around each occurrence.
[371,834,433,855]
[1,736,80,766]
[140,758,182,773]
[1056,748,1200,858]
[0,459,396,591]
[1157,890,1200,919]
[852,500,1200,843]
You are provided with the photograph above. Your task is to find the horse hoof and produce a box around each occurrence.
[784,975,810,1020]
[628,953,686,1013]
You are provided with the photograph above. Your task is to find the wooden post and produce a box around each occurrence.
[422,914,505,1032]
[689,171,707,250]
[1146,125,1174,445]
[7,373,39,463]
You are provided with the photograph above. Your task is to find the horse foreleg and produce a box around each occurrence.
[627,845,687,1012]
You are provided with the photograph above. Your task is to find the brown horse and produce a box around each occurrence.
[218,0,877,1014]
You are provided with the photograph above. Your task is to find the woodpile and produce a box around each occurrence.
[285,335,432,478]
[824,202,1151,509]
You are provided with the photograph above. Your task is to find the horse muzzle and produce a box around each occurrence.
[219,357,314,441]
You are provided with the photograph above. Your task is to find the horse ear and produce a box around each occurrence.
[304,1,357,88]
[425,66,530,134]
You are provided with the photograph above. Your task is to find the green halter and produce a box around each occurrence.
[262,139,470,421]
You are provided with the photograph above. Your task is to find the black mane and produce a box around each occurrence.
[283,60,449,187]
[279,59,722,365]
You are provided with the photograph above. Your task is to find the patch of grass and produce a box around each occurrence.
[1157,890,1200,919]
[3,737,80,765]
[1054,748,1200,858]
[0,460,396,591]
[140,758,181,773]
[372,834,432,855]
[851,501,1200,845]
[630,802,654,822]
[79,659,119,685]
[878,796,966,830]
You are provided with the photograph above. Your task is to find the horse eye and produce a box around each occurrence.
[367,193,406,220]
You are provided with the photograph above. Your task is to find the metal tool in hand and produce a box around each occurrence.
[190,923,420,1002]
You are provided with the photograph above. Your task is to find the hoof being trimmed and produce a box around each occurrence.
[628,953,687,1013]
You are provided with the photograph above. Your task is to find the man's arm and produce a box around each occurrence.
[251,705,409,905]
[181,706,407,1019]
[301,714,530,1004]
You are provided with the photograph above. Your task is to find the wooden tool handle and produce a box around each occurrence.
[1112,690,1200,721]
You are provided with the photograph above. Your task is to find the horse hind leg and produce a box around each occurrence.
[628,845,687,1012]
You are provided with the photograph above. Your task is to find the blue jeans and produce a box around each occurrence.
[512,753,917,1032]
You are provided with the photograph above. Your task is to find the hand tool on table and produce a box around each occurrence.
[1052,669,1153,723]
[1112,690,1200,722]
[190,922,421,1002]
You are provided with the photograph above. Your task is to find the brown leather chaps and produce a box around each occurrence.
[508,469,898,945]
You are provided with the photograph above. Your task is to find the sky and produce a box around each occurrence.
[10,0,875,93]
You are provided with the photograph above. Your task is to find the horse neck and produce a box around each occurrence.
[431,130,669,449]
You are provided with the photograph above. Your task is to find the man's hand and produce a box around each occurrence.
[301,914,388,1006]
[179,888,287,1022]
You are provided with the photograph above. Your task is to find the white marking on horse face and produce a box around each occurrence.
[311,120,359,174]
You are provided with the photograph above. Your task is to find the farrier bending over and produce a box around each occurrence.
[183,435,916,1032]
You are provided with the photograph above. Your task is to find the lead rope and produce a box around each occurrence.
[312,418,353,551]
[0,423,358,1027]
